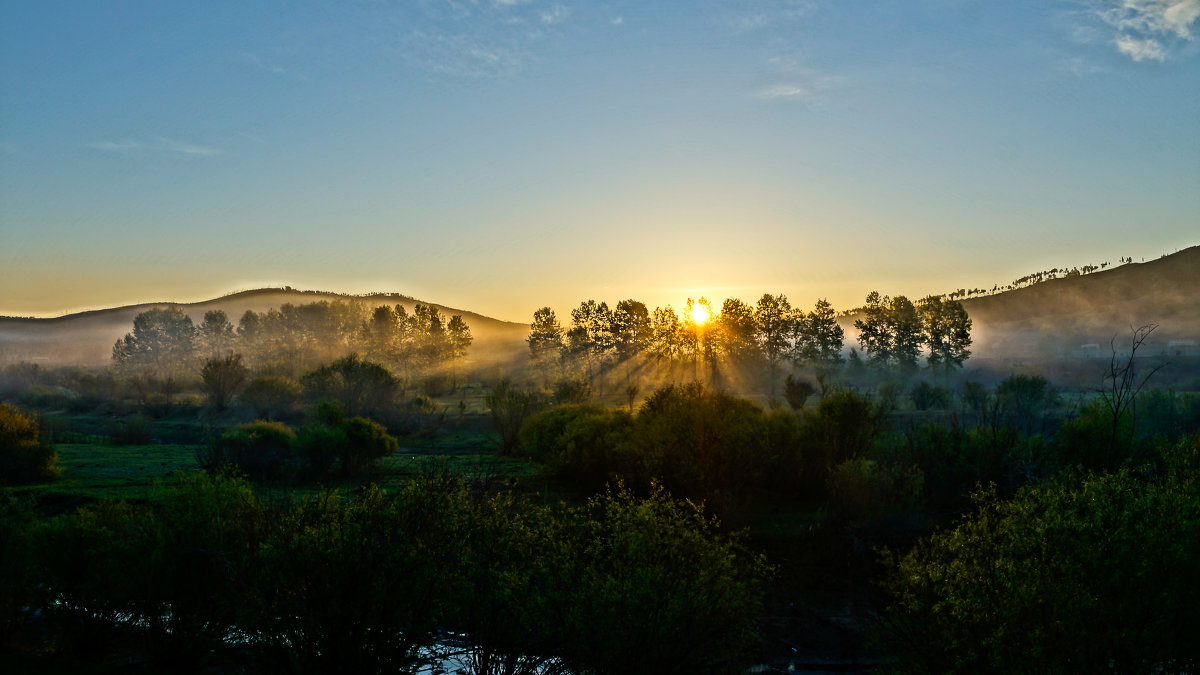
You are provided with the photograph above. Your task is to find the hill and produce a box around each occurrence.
[0,288,529,367]
[956,245,1199,360]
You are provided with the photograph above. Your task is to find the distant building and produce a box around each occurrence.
[1166,340,1199,357]
[1079,343,1101,359]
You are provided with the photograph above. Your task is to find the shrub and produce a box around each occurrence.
[0,402,60,484]
[882,462,1200,673]
[200,353,248,410]
[559,483,767,674]
[783,374,816,410]
[910,381,950,411]
[825,457,923,524]
[204,420,299,481]
[239,376,302,419]
[519,404,607,463]
[486,380,550,455]
[300,354,396,417]
[553,377,591,404]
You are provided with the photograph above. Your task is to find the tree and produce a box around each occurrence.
[412,304,449,370]
[1098,324,1162,455]
[113,307,197,375]
[200,353,249,410]
[528,307,565,387]
[854,293,920,373]
[917,295,971,374]
[566,300,614,378]
[794,298,844,372]
[196,310,235,359]
[612,299,652,361]
[715,297,760,367]
[445,315,473,360]
[362,305,401,364]
[754,294,795,395]
[649,306,682,364]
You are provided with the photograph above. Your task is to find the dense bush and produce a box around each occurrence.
[909,381,950,411]
[0,402,60,484]
[882,438,1200,673]
[519,383,810,511]
[239,375,303,419]
[486,379,550,455]
[6,472,765,674]
[203,420,299,481]
[300,354,396,417]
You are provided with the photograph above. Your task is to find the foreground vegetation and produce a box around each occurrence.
[2,299,1199,672]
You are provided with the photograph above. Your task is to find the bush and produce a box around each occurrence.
[553,377,591,404]
[882,456,1200,673]
[996,373,1054,433]
[825,457,923,524]
[0,403,59,484]
[204,420,299,481]
[486,380,550,455]
[559,483,767,674]
[519,404,607,463]
[239,376,302,419]
[301,354,396,417]
[784,374,816,410]
[200,353,248,410]
[910,382,950,411]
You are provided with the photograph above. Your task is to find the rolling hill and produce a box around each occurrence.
[0,288,529,367]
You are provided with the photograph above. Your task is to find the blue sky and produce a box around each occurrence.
[2,0,1197,321]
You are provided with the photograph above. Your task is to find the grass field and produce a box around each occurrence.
[5,428,544,507]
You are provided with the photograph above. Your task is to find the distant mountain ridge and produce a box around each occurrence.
[0,288,528,366]
[955,245,1199,359]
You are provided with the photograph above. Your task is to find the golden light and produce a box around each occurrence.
[690,302,711,325]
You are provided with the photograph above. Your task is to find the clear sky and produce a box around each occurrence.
[2,0,1197,322]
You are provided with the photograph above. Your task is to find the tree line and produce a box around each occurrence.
[112,300,473,382]
[527,292,971,392]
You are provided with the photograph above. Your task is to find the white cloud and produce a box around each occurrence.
[86,137,218,157]
[756,66,848,105]
[758,84,816,101]
[540,5,570,25]
[611,15,624,26]
[1116,33,1168,59]
[1088,0,1200,60]
[719,0,817,34]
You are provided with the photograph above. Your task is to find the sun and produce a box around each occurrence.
[690,302,711,326]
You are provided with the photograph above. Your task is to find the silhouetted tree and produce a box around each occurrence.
[715,297,760,367]
[196,310,235,359]
[649,306,682,364]
[918,295,972,375]
[612,299,652,361]
[754,294,795,395]
[113,307,197,376]
[528,307,565,387]
[567,300,614,379]
[794,298,845,373]
[855,293,920,374]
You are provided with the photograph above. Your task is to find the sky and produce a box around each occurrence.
[2,0,1198,323]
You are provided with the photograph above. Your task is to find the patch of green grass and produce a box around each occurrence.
[13,443,203,502]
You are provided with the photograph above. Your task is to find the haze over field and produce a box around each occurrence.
[2,1,1198,321]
